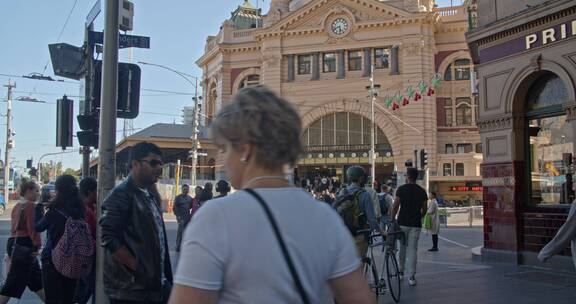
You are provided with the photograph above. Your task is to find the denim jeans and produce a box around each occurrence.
[398,226,421,277]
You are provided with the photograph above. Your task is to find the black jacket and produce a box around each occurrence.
[100,177,173,301]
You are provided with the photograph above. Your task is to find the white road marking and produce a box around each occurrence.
[438,235,471,249]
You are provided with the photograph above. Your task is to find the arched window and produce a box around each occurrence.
[443,58,472,81]
[456,98,472,126]
[238,74,260,90]
[525,72,571,205]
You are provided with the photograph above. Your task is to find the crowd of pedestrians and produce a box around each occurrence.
[0,85,456,303]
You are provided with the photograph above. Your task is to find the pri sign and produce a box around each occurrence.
[525,19,576,50]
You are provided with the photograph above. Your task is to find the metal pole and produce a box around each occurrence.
[370,64,376,186]
[82,22,95,179]
[96,1,119,303]
[191,78,199,187]
[3,80,15,204]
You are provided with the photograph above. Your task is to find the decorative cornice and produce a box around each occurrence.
[477,115,523,133]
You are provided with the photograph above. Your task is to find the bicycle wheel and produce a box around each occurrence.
[386,251,401,303]
[362,257,380,301]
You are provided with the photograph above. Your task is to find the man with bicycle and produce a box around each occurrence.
[335,166,382,256]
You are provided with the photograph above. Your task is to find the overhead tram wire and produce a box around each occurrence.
[32,0,80,94]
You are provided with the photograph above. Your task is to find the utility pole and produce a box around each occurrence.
[95,0,119,303]
[191,78,200,187]
[3,81,15,204]
[82,22,95,179]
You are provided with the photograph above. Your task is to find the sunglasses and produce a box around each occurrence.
[140,159,163,167]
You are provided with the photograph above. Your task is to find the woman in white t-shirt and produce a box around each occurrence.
[169,86,374,304]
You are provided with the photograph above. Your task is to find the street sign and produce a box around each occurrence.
[48,43,84,80]
[88,31,150,49]
[86,0,101,25]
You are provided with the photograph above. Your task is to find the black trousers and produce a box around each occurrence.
[0,237,43,299]
[109,281,172,304]
[42,259,78,304]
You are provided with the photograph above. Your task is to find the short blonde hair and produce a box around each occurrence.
[210,85,303,168]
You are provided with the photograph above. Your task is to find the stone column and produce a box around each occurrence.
[363,48,372,77]
[337,49,346,79]
[390,45,399,75]
[312,52,320,80]
[287,54,295,82]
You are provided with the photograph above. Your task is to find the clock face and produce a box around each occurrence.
[331,18,349,35]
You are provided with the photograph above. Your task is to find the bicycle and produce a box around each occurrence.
[358,228,403,303]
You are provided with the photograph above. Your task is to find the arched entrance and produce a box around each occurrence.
[296,111,394,185]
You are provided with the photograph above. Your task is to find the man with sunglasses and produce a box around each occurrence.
[100,142,173,304]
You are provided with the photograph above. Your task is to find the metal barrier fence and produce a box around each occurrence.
[439,206,483,227]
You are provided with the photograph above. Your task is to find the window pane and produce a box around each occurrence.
[239,74,259,89]
[446,144,453,154]
[443,164,452,176]
[445,98,453,106]
[323,53,336,73]
[456,104,472,126]
[476,143,483,153]
[349,113,362,145]
[529,115,574,205]
[298,55,311,75]
[322,114,335,145]
[456,163,465,176]
[454,59,470,66]
[527,72,569,111]
[335,112,348,145]
[445,107,453,127]
[348,51,362,71]
[309,120,321,146]
[374,48,389,69]
[444,64,452,81]
[455,67,470,80]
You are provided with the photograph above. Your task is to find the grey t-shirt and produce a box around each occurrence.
[175,188,360,303]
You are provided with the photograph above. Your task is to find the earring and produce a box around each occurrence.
[241,158,248,163]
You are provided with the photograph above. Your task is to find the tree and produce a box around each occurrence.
[39,161,63,184]
[62,168,79,179]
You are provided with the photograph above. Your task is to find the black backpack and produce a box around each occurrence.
[333,188,366,235]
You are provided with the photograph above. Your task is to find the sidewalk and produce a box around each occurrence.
[374,228,576,304]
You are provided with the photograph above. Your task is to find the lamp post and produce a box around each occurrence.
[138,61,203,186]
[366,64,381,187]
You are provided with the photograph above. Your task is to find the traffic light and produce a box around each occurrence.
[420,149,428,169]
[29,167,37,177]
[26,159,33,169]
[93,60,141,119]
[56,96,74,149]
[77,114,99,148]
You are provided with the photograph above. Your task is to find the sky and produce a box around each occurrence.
[0,0,458,173]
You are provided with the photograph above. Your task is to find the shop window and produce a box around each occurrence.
[445,144,454,154]
[298,55,312,75]
[443,163,452,176]
[374,48,390,69]
[323,53,336,73]
[348,50,362,71]
[526,72,571,205]
[455,163,465,176]
[475,143,482,153]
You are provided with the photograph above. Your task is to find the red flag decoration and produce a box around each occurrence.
[393,91,402,110]
[427,87,435,96]
[414,92,422,101]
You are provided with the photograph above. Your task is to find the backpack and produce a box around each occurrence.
[333,188,366,235]
[52,210,95,279]
[379,193,391,216]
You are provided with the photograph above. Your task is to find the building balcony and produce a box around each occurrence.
[434,5,468,22]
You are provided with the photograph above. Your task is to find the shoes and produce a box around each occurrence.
[409,276,417,286]
[398,272,404,280]
[428,247,438,252]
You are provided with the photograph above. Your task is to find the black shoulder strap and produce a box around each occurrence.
[244,189,311,304]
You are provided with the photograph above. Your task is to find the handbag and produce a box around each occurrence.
[423,213,432,230]
[244,189,311,304]
[10,204,35,264]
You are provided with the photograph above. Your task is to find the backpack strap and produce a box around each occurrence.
[54,209,70,219]
[244,189,311,304]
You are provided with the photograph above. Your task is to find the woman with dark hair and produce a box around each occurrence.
[36,175,85,304]
[0,180,45,303]
[198,182,213,205]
